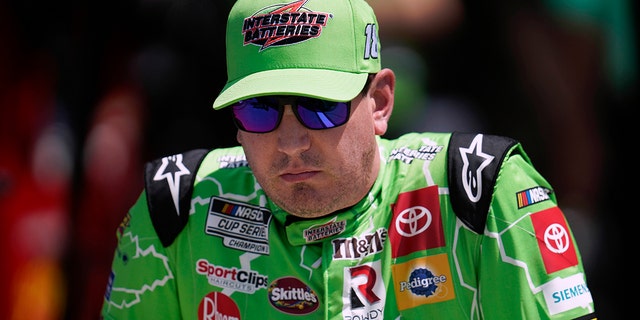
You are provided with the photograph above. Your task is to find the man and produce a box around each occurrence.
[101,0,597,319]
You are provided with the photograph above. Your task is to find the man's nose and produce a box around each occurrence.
[276,105,311,154]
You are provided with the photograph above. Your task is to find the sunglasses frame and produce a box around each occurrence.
[231,96,352,133]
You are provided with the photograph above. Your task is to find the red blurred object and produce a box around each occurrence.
[65,83,146,319]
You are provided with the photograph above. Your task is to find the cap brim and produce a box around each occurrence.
[212,69,369,110]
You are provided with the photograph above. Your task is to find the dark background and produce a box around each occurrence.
[0,0,635,318]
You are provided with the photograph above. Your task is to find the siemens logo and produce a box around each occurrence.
[552,283,590,303]
[542,273,593,315]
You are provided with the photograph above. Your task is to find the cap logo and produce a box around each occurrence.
[242,0,331,51]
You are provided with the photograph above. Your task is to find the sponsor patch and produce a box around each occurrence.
[388,144,443,164]
[242,0,330,51]
[542,273,593,315]
[205,197,272,255]
[391,254,455,310]
[303,217,346,242]
[531,207,578,274]
[331,228,387,260]
[217,154,248,168]
[389,186,444,258]
[268,276,319,315]
[198,291,240,320]
[195,258,268,294]
[458,134,495,203]
[342,260,386,320]
[516,186,551,208]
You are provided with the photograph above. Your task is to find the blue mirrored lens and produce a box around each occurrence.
[231,97,281,133]
[295,98,350,129]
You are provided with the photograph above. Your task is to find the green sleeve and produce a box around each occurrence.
[101,191,181,319]
[478,150,595,319]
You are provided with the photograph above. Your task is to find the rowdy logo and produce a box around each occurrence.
[342,261,385,320]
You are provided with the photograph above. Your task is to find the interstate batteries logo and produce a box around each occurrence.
[303,217,346,242]
[242,0,331,51]
[205,197,272,255]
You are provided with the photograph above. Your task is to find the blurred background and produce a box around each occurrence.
[0,0,635,318]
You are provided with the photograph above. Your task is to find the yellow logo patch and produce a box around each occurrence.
[391,253,455,310]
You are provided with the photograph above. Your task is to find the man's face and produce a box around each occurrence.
[237,92,381,219]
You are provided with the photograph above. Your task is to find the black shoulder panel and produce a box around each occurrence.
[144,149,209,247]
[447,132,517,234]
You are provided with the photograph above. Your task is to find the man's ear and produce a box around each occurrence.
[236,130,243,145]
[371,68,395,135]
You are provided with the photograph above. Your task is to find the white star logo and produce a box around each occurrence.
[153,154,190,215]
[459,134,494,203]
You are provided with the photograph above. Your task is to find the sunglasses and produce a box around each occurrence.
[231,96,351,133]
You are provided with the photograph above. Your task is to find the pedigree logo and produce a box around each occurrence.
[391,254,455,310]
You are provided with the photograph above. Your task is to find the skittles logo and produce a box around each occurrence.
[267,276,319,315]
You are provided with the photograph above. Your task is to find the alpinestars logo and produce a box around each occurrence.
[153,153,190,215]
[242,0,330,51]
[459,134,494,203]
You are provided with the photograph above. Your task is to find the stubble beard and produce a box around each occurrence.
[268,147,377,219]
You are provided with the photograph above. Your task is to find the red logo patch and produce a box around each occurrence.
[198,291,241,320]
[531,207,578,274]
[389,186,445,258]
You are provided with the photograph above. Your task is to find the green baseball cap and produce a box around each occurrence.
[212,0,382,110]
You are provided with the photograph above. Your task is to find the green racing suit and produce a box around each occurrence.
[101,132,596,319]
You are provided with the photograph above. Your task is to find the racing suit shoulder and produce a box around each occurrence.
[144,148,209,247]
[474,139,597,319]
[447,132,519,234]
[143,146,249,248]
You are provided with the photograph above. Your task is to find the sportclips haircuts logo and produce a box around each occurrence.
[242,0,330,51]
